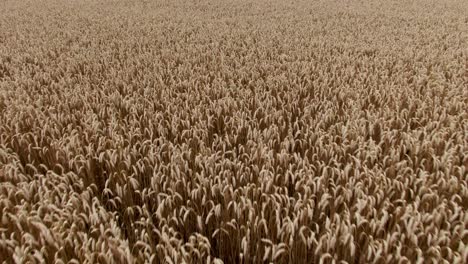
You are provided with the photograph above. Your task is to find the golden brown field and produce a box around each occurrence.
[0,0,467,263]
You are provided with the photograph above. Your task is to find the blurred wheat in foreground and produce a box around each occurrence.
[0,0,467,263]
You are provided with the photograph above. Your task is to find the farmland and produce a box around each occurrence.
[0,0,467,263]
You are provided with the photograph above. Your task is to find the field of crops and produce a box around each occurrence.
[0,0,467,263]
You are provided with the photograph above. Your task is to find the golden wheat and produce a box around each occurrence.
[0,0,467,263]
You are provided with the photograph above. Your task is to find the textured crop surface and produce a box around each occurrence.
[0,0,467,263]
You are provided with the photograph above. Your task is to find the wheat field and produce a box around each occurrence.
[0,0,467,263]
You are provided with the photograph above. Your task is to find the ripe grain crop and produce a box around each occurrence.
[0,0,467,263]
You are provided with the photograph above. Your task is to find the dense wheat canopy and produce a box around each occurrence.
[1,0,467,263]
